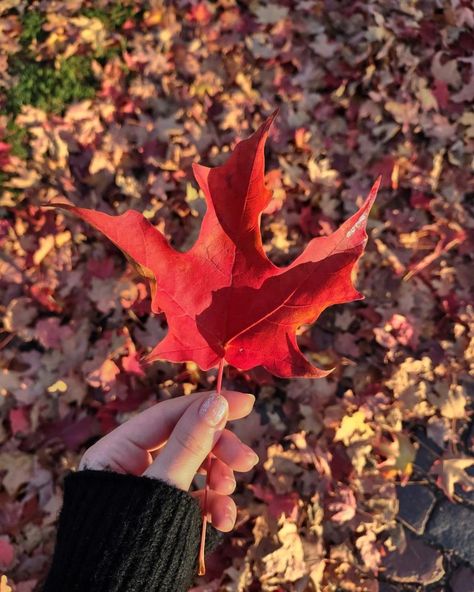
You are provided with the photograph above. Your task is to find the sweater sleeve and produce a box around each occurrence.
[42,469,224,592]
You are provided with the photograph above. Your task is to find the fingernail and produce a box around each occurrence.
[223,509,235,531]
[223,476,236,493]
[198,393,228,427]
[224,391,255,406]
[246,450,259,465]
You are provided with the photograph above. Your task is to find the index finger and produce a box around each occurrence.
[103,390,255,452]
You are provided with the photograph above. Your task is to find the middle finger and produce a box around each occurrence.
[210,429,259,472]
[203,457,236,495]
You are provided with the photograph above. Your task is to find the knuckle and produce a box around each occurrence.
[174,428,207,460]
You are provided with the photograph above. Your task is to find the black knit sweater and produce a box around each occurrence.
[42,469,224,592]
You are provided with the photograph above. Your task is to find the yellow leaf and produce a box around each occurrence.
[377,432,418,484]
[55,230,71,248]
[70,16,106,50]
[440,385,467,420]
[144,9,163,27]
[0,574,13,592]
[334,411,375,446]
[5,168,41,189]
[47,380,68,393]
[89,152,115,175]
[33,235,55,265]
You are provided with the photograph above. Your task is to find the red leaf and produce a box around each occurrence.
[42,413,100,450]
[0,141,11,170]
[0,535,15,569]
[51,114,379,378]
[188,3,212,24]
[9,407,30,436]
[250,483,300,521]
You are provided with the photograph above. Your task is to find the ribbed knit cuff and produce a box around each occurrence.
[42,469,224,592]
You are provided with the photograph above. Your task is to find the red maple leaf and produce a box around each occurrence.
[52,113,379,378]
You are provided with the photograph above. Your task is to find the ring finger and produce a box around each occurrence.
[211,429,259,472]
[196,457,236,495]
[191,489,237,532]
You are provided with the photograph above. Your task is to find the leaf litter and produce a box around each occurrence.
[0,1,473,590]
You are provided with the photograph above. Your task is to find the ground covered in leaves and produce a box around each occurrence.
[0,1,473,591]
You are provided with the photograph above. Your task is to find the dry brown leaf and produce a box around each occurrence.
[431,456,474,501]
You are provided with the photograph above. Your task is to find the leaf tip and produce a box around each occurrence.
[366,176,381,209]
[269,107,279,121]
[259,109,279,137]
[316,365,335,378]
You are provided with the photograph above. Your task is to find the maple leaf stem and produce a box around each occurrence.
[216,358,225,394]
[198,358,226,576]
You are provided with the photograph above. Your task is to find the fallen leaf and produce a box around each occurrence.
[0,453,33,496]
[261,520,306,583]
[0,537,15,570]
[431,456,474,501]
[0,574,13,592]
[254,4,289,25]
[431,52,462,88]
[86,358,120,390]
[334,411,375,446]
[328,486,357,523]
[9,407,30,436]
[376,432,418,485]
[356,530,381,572]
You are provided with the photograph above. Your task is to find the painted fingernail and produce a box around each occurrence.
[198,393,228,427]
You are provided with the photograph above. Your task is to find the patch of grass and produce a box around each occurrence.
[3,3,140,118]
[6,54,97,115]
[81,5,135,29]
[19,11,47,46]
[94,39,127,63]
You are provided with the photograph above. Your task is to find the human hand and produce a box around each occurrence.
[78,390,258,532]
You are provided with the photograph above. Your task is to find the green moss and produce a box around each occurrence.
[94,38,127,62]
[4,3,140,117]
[6,54,97,115]
[81,4,135,29]
[19,11,47,46]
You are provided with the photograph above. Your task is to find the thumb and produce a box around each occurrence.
[143,392,228,490]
